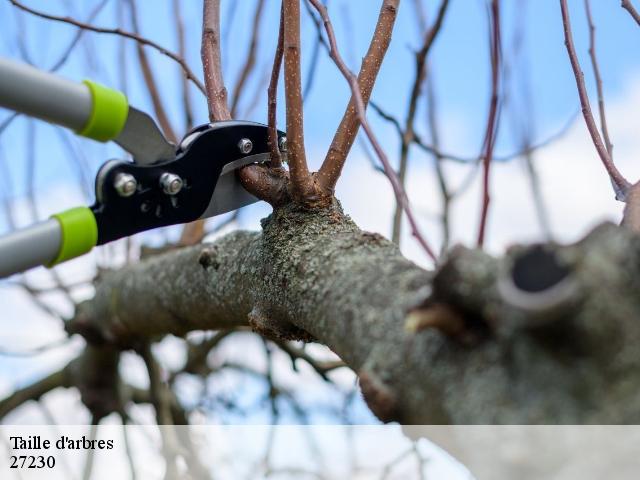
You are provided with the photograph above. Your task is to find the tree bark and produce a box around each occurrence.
[67,203,640,424]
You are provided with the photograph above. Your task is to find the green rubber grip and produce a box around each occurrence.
[78,80,129,142]
[49,207,98,266]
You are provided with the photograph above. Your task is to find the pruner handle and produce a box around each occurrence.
[0,207,97,278]
[0,57,129,142]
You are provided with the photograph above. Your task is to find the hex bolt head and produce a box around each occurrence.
[278,136,288,153]
[238,138,253,155]
[160,172,183,196]
[114,173,137,197]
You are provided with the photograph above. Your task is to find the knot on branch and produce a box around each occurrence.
[248,306,314,342]
[358,370,399,423]
[198,245,220,270]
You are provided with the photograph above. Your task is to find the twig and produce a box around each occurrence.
[476,0,502,247]
[202,0,232,121]
[268,4,285,168]
[173,0,194,131]
[317,0,400,193]
[622,0,640,26]
[125,0,177,143]
[559,0,630,196]
[370,101,578,164]
[9,0,206,95]
[307,0,437,261]
[391,0,450,244]
[425,74,453,252]
[230,0,266,117]
[584,0,613,157]
[0,369,69,419]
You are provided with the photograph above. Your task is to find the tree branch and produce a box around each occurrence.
[9,0,206,95]
[391,0,450,244]
[66,204,640,423]
[317,0,400,193]
[126,0,177,143]
[559,0,630,196]
[268,3,286,168]
[622,0,640,26]
[306,0,436,261]
[230,0,266,117]
[201,0,232,121]
[476,0,501,247]
[283,0,314,203]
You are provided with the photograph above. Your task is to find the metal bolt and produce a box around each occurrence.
[160,172,183,196]
[114,173,137,197]
[238,138,253,155]
[278,136,288,153]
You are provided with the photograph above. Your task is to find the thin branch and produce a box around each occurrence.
[202,0,232,121]
[370,101,578,164]
[268,3,285,168]
[0,369,69,419]
[476,0,502,247]
[391,0,450,244]
[584,0,613,157]
[230,0,266,117]
[126,0,177,143]
[283,0,313,200]
[9,0,206,95]
[426,75,453,252]
[622,0,640,26]
[307,0,437,261]
[173,0,194,131]
[317,0,400,193]
[559,0,630,196]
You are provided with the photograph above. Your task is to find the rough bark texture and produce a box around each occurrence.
[68,202,640,424]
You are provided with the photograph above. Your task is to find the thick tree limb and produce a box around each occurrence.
[66,202,640,423]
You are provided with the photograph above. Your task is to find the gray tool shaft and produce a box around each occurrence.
[0,219,61,278]
[0,57,92,131]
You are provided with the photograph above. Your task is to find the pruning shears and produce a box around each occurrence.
[0,57,285,278]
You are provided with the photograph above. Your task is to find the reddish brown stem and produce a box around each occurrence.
[476,0,501,247]
[307,0,437,261]
[268,4,285,168]
[317,0,400,193]
[584,0,613,157]
[559,0,630,195]
[283,0,314,201]
[622,0,640,26]
[202,0,232,122]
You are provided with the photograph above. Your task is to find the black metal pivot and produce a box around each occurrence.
[91,121,279,245]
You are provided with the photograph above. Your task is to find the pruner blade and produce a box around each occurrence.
[114,107,175,165]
